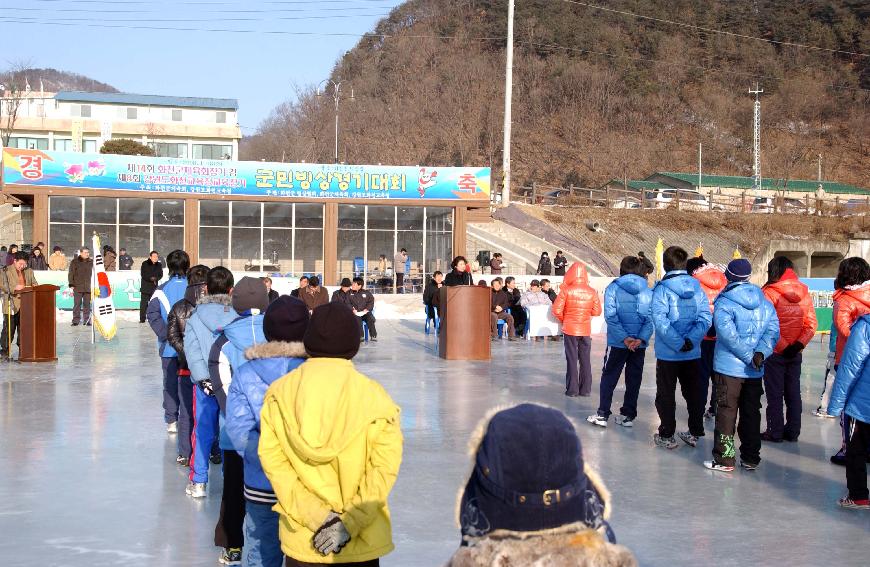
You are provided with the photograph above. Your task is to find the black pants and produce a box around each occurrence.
[763,352,802,440]
[490,312,515,338]
[598,346,646,419]
[698,339,716,413]
[395,272,404,293]
[511,306,526,336]
[564,335,592,396]
[162,357,180,425]
[712,373,763,467]
[286,559,378,567]
[655,359,704,438]
[73,291,91,325]
[177,375,194,459]
[359,312,377,339]
[0,310,20,356]
[140,289,154,323]
[846,418,870,501]
[215,449,246,549]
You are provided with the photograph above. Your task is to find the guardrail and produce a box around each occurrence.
[511,183,870,217]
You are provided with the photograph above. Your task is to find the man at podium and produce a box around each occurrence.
[0,251,38,360]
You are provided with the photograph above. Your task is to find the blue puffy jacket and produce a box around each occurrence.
[183,294,238,383]
[604,274,654,348]
[146,275,188,357]
[828,315,870,423]
[651,271,712,361]
[713,282,779,379]
[226,341,307,500]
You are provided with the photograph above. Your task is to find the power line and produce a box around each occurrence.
[1,3,398,13]
[0,13,392,23]
[557,0,870,58]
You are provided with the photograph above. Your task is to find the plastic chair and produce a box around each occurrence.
[496,308,511,338]
[353,256,365,278]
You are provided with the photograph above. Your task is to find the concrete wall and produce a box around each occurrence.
[0,204,27,246]
[751,238,854,283]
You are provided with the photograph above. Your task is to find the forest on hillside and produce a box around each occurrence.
[242,0,870,190]
[0,67,117,94]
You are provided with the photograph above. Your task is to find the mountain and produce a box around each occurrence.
[242,0,870,189]
[0,67,117,94]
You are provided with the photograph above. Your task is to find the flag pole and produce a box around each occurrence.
[91,233,96,345]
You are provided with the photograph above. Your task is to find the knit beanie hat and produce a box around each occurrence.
[232,276,269,313]
[459,404,611,540]
[263,296,309,342]
[303,302,360,359]
[725,259,752,283]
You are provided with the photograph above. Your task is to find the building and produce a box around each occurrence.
[644,172,868,198]
[0,148,491,291]
[2,90,241,160]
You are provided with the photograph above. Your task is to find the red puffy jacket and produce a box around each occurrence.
[834,281,870,363]
[762,269,817,354]
[552,262,601,336]
[693,265,727,341]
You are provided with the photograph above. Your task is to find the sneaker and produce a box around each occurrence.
[71,321,80,326]
[370,337,378,342]
[837,497,870,510]
[166,421,177,435]
[176,455,190,467]
[654,434,679,449]
[185,481,207,498]
[740,460,759,471]
[704,460,734,473]
[678,431,698,447]
[218,547,242,565]
[761,431,783,443]
[210,452,222,465]
[586,414,608,428]
[703,410,716,420]
[614,415,634,427]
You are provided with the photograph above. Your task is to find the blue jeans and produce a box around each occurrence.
[244,500,283,567]
[597,346,646,419]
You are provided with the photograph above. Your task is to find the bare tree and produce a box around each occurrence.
[0,60,34,148]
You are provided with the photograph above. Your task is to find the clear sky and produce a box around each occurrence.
[0,0,406,135]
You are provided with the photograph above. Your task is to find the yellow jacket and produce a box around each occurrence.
[259,358,403,564]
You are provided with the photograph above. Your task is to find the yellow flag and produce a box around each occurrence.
[695,243,704,258]
[732,247,742,259]
[655,238,665,281]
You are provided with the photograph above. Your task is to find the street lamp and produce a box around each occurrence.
[316,79,353,163]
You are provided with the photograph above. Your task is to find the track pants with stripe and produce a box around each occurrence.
[191,385,220,484]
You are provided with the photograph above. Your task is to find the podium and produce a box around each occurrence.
[438,285,491,360]
[19,284,60,362]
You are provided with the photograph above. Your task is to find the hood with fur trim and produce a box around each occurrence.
[446,525,637,567]
[244,340,307,361]
[196,293,233,306]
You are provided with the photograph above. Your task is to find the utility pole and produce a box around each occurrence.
[817,153,823,189]
[500,0,515,206]
[749,83,763,192]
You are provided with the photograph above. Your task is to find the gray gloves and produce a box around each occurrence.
[313,512,350,556]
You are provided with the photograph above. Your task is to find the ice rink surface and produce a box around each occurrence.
[1,318,868,566]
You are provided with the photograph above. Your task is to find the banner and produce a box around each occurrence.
[2,148,491,201]
[98,120,112,150]
[71,120,83,153]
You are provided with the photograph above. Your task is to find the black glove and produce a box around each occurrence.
[198,379,215,396]
[782,341,805,359]
[752,352,765,370]
[679,338,694,352]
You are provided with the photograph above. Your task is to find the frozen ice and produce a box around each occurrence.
[1,318,867,566]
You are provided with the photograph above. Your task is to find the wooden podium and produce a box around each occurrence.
[438,285,491,360]
[19,284,60,362]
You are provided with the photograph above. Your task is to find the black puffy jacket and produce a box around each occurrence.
[167,283,205,369]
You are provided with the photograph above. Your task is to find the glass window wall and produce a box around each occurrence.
[48,197,185,266]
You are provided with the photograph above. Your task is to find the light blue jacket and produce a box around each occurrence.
[146,275,188,357]
[651,271,712,361]
[226,341,307,496]
[604,274,654,348]
[713,282,779,379]
[828,315,870,423]
[183,294,238,383]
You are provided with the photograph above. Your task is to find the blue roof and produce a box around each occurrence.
[55,91,238,110]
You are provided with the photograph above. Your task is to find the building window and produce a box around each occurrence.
[71,104,91,118]
[9,137,48,150]
[127,107,138,120]
[216,111,227,124]
[193,144,233,160]
[48,197,185,266]
[149,142,188,159]
[199,201,323,274]
[171,109,182,122]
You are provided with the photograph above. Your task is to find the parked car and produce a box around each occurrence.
[644,189,712,211]
[843,198,870,217]
[611,196,642,209]
[751,197,815,214]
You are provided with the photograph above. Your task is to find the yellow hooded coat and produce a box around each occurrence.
[258,358,403,563]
